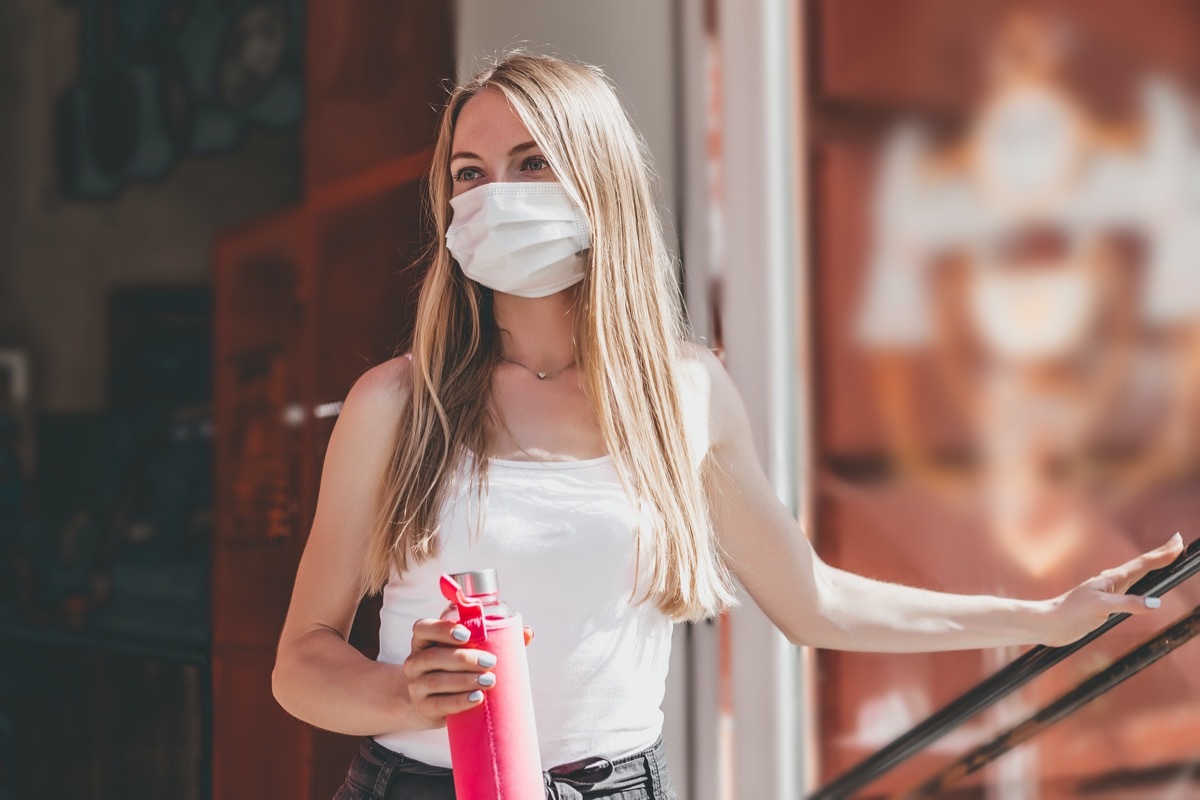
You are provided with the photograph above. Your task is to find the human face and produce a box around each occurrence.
[449,88,558,198]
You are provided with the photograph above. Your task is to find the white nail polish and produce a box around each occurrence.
[1145,596,1162,609]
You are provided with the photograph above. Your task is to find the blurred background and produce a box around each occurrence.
[0,1,1197,798]
[807,4,1200,798]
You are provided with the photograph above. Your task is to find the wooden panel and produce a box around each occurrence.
[212,646,309,799]
[308,728,362,798]
[812,489,991,793]
[812,465,1200,792]
[813,0,1200,114]
[808,0,1200,794]
[810,140,882,459]
[210,4,452,796]
[813,0,1007,113]
[811,141,970,462]
[305,2,454,192]
[212,542,304,646]
[212,209,317,796]
[310,180,426,403]
[213,209,312,549]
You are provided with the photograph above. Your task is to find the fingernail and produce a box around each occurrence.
[468,690,484,702]
[451,626,470,642]
[1145,596,1162,609]
[1172,532,1183,544]
[477,672,496,687]
[477,652,497,668]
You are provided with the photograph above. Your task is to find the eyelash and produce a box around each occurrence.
[452,166,482,183]
[452,156,549,183]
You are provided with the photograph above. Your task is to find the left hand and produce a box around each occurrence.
[1040,533,1185,647]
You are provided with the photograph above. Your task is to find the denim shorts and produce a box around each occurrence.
[333,734,679,799]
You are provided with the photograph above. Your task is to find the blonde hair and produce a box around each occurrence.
[363,52,737,622]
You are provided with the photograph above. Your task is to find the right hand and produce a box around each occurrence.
[399,619,498,729]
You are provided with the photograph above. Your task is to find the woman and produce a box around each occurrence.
[271,52,1183,800]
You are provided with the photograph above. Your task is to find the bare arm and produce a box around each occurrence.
[696,348,1182,652]
[271,357,495,736]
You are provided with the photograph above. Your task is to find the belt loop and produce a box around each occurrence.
[646,740,664,796]
[372,748,398,798]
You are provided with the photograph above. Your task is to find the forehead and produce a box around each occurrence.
[452,88,536,151]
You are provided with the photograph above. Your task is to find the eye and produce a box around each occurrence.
[452,165,483,183]
[522,156,550,173]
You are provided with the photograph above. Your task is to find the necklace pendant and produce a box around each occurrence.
[536,371,547,380]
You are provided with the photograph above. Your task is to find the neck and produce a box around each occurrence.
[492,286,579,371]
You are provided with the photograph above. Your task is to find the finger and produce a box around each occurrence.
[425,687,488,718]
[408,645,498,676]
[412,618,472,651]
[524,626,534,647]
[413,667,498,700]
[1109,591,1164,616]
[1109,533,1185,593]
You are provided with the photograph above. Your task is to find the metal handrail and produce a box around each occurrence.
[905,602,1200,798]
[807,537,1200,800]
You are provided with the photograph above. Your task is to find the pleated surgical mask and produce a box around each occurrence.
[445,182,592,298]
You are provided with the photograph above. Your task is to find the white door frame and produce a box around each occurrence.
[679,0,815,797]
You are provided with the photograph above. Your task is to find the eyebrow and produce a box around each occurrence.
[450,141,540,163]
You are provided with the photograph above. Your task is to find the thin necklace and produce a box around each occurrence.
[499,354,576,380]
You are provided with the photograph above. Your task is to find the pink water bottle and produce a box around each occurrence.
[439,569,543,799]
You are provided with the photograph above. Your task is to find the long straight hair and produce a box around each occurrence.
[362,52,737,622]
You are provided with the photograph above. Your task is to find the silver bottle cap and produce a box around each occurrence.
[450,569,499,597]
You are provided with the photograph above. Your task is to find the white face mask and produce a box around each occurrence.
[445,182,592,298]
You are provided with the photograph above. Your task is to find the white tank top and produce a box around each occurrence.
[372,452,674,769]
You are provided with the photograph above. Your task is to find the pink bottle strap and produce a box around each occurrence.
[439,573,489,645]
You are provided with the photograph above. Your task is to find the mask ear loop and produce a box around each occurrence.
[559,178,593,243]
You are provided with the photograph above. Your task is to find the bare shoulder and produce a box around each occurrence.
[676,341,725,377]
[672,342,733,465]
[674,342,723,404]
[675,341,739,400]
[673,341,749,454]
[309,353,414,543]
[341,353,414,425]
[321,354,414,477]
